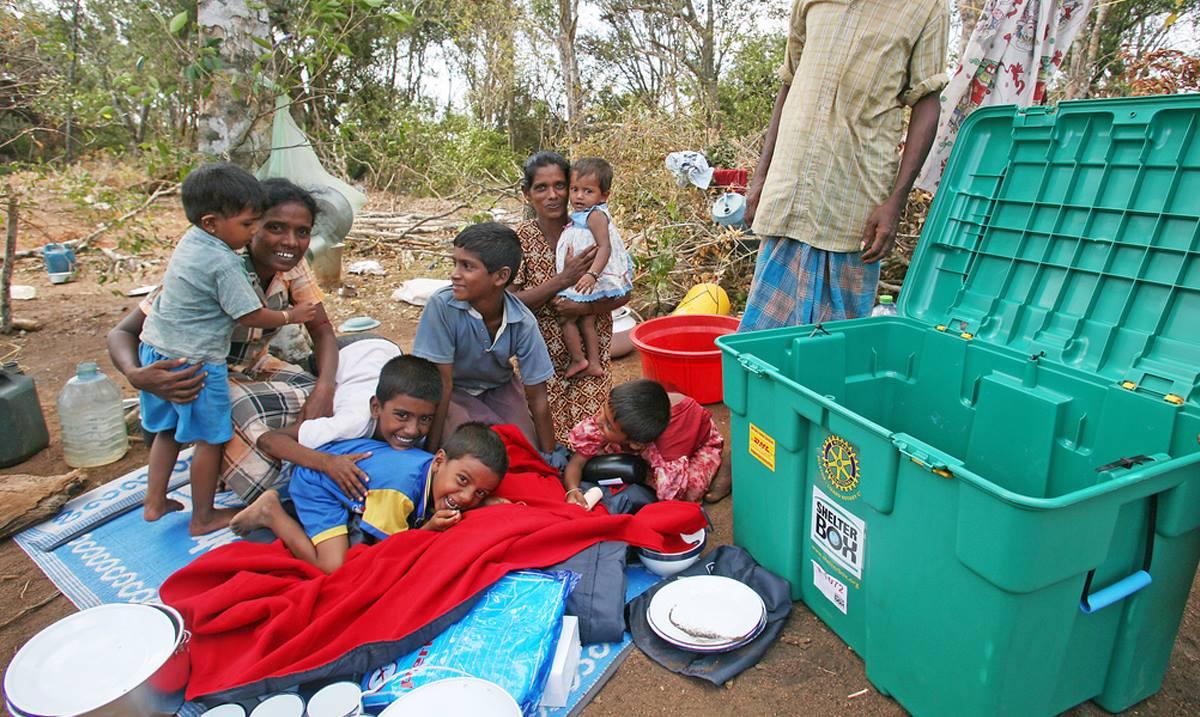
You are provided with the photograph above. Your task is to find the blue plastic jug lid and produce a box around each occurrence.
[339,316,381,333]
[76,362,99,379]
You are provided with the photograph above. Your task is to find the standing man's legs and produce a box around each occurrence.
[739,237,879,332]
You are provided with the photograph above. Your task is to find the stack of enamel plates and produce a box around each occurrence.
[646,575,766,652]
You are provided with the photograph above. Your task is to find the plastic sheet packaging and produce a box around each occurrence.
[360,570,578,715]
[390,278,451,306]
[256,95,367,289]
[665,151,713,189]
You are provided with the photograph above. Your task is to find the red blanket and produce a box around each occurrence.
[161,425,705,700]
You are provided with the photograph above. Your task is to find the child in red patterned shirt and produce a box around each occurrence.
[560,379,724,513]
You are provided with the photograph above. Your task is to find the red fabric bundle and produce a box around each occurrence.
[161,424,704,699]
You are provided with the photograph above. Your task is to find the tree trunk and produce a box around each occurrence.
[64,0,81,163]
[2,189,16,335]
[702,0,718,122]
[1065,0,1111,99]
[957,0,982,58]
[555,0,583,136]
[196,0,273,166]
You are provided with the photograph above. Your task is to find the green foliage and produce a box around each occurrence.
[169,11,189,36]
[337,101,521,195]
[1090,0,1200,95]
[716,32,785,138]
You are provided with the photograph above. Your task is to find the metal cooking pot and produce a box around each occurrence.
[6,603,191,717]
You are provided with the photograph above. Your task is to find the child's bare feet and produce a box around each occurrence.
[230,489,282,536]
[564,357,591,379]
[580,361,605,378]
[144,498,185,522]
[188,507,240,536]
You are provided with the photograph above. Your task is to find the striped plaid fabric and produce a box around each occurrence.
[739,235,880,331]
[140,255,327,501]
[220,364,316,502]
[752,0,949,253]
[139,256,325,375]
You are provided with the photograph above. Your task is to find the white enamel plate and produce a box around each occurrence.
[647,575,766,650]
[5,603,177,716]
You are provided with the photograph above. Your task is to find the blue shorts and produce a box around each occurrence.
[138,344,232,444]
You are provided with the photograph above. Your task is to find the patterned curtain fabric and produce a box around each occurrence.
[917,0,1093,192]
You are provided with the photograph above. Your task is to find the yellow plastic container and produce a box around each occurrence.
[672,283,730,316]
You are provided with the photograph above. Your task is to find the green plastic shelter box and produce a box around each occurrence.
[716,95,1200,717]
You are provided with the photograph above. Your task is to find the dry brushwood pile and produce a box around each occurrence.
[574,113,927,314]
[336,113,929,317]
[572,114,763,317]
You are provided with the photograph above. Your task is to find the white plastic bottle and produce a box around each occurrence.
[58,362,128,468]
[870,294,898,317]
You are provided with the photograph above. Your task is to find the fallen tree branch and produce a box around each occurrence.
[14,183,178,260]
[396,204,469,239]
[0,591,62,632]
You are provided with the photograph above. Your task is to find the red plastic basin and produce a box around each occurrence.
[629,314,740,404]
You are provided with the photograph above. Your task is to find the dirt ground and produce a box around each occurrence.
[1,185,1198,716]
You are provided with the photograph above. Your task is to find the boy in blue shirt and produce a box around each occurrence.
[140,163,318,535]
[230,355,507,573]
[255,354,439,501]
[413,222,557,456]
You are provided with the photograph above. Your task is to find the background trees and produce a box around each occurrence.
[2,0,1198,191]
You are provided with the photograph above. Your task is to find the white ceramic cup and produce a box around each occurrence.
[250,693,305,717]
[306,682,363,717]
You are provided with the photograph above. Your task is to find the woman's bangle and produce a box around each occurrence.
[586,271,600,279]
[565,487,583,497]
[282,310,291,324]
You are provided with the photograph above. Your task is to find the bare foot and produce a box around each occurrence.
[580,361,605,378]
[564,358,590,379]
[703,463,732,504]
[230,489,281,536]
[144,498,185,522]
[188,507,240,536]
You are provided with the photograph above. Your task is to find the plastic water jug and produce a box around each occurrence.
[0,362,51,468]
[57,362,128,468]
[870,294,898,317]
[711,193,747,228]
[42,243,77,284]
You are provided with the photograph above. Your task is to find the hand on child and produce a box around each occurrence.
[574,273,597,294]
[320,452,372,500]
[289,301,320,324]
[422,508,462,531]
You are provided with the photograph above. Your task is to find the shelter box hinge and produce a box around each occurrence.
[1119,373,1190,407]
[1013,106,1056,127]
[892,435,957,479]
[933,319,976,341]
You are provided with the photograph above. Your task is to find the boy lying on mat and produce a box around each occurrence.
[232,354,507,572]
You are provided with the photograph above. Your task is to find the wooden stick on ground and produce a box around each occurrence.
[0,591,62,632]
[13,182,178,260]
[2,186,16,335]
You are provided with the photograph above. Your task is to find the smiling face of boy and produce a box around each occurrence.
[429,451,502,512]
[449,246,508,304]
[370,394,438,450]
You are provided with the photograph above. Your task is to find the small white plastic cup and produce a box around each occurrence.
[306,682,362,717]
[250,693,305,717]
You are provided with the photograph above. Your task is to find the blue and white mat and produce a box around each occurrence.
[15,458,655,717]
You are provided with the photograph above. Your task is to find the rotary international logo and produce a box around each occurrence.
[819,435,860,498]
